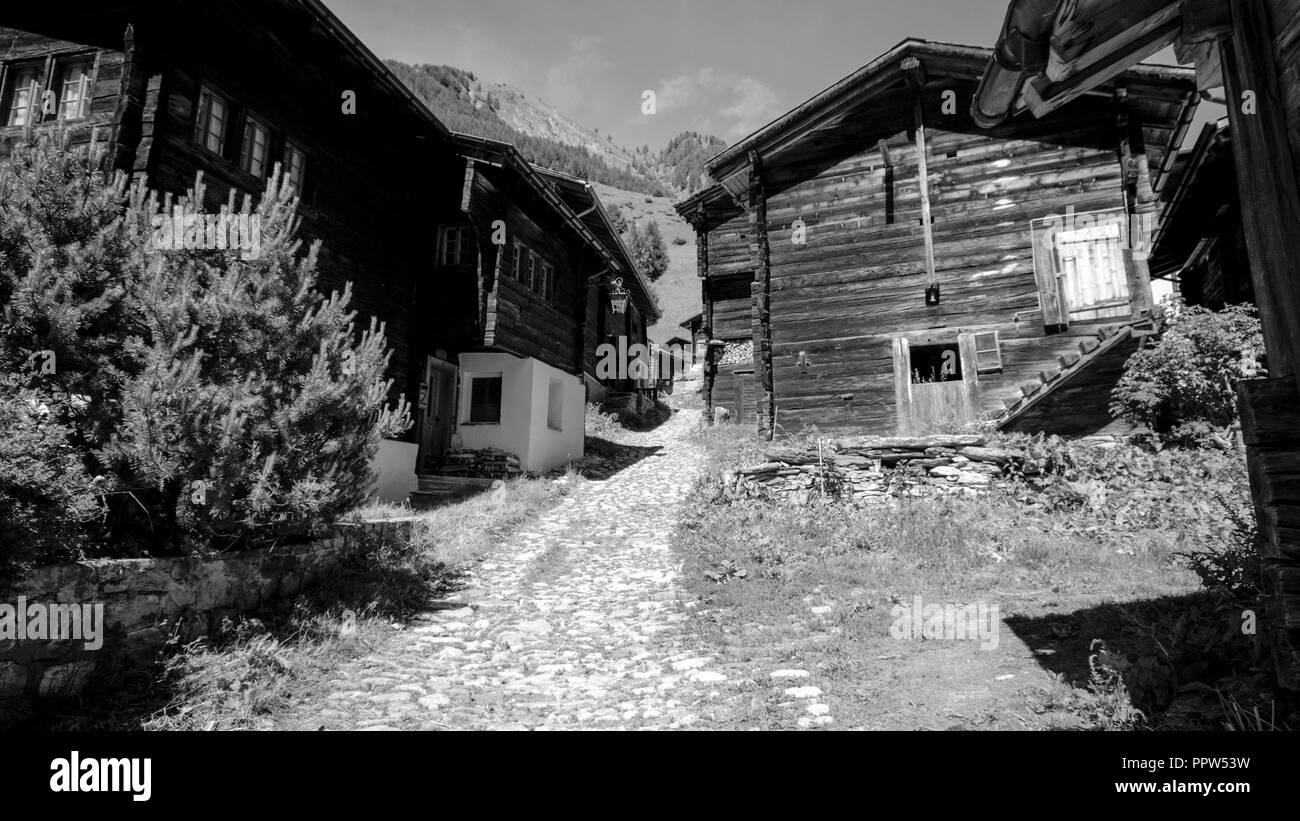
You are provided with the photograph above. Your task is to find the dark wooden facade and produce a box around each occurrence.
[0,1,652,480]
[678,41,1196,438]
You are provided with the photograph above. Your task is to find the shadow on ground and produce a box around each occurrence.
[1005,590,1295,729]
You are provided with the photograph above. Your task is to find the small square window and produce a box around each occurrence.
[974,331,1003,373]
[547,378,563,431]
[468,375,502,424]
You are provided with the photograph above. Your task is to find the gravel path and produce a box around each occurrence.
[286,409,807,730]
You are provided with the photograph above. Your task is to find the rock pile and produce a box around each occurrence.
[722,435,1034,504]
[438,449,523,480]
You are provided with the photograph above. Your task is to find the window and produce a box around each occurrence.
[239,114,272,178]
[4,65,41,127]
[974,331,1002,373]
[1052,219,1130,311]
[194,85,230,156]
[527,250,540,291]
[283,142,306,194]
[547,379,563,431]
[438,225,471,266]
[54,59,92,121]
[468,375,502,425]
[512,242,524,282]
[909,343,962,384]
[541,262,555,301]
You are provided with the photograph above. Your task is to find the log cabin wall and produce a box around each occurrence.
[683,44,1194,437]
[0,28,142,167]
[462,163,587,376]
[762,124,1132,435]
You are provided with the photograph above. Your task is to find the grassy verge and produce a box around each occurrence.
[44,476,571,731]
[673,427,1293,730]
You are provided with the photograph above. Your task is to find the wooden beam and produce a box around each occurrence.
[904,58,938,290]
[1115,86,1154,318]
[1221,0,1300,379]
[1023,17,1182,119]
[696,222,715,425]
[748,150,775,441]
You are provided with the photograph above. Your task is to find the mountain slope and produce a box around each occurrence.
[385,61,662,194]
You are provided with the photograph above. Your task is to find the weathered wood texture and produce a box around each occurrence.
[1237,376,1300,689]
[754,118,1136,434]
[1223,0,1300,379]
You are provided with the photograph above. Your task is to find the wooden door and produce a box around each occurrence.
[893,335,981,435]
[418,357,457,470]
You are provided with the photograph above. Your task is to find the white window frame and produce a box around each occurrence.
[4,64,42,127]
[54,58,93,121]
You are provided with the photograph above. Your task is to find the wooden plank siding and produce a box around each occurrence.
[679,42,1193,438]
[760,123,1133,434]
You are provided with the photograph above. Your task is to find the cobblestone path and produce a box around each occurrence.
[283,409,823,730]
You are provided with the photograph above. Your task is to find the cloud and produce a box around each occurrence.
[654,67,784,140]
[543,36,614,111]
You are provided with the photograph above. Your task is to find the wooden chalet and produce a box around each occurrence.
[676,39,1196,438]
[0,1,648,505]
[968,0,1300,688]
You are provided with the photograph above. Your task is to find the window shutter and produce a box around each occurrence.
[1031,220,1069,328]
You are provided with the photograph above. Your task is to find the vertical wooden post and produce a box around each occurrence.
[892,337,912,435]
[749,150,775,441]
[1221,0,1300,690]
[904,57,938,290]
[1221,0,1300,379]
[1115,85,1155,318]
[694,218,715,425]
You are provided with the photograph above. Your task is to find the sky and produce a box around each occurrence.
[327,0,1212,151]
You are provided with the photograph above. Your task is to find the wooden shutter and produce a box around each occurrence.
[1031,219,1069,328]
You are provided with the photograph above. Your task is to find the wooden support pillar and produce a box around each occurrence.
[694,219,716,425]
[748,150,775,441]
[1221,0,1300,690]
[1115,86,1155,318]
[1237,377,1300,689]
[1221,0,1300,379]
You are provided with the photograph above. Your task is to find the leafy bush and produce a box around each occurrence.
[1110,303,1263,434]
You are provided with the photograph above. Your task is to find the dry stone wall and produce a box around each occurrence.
[722,435,1036,503]
[0,520,409,721]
